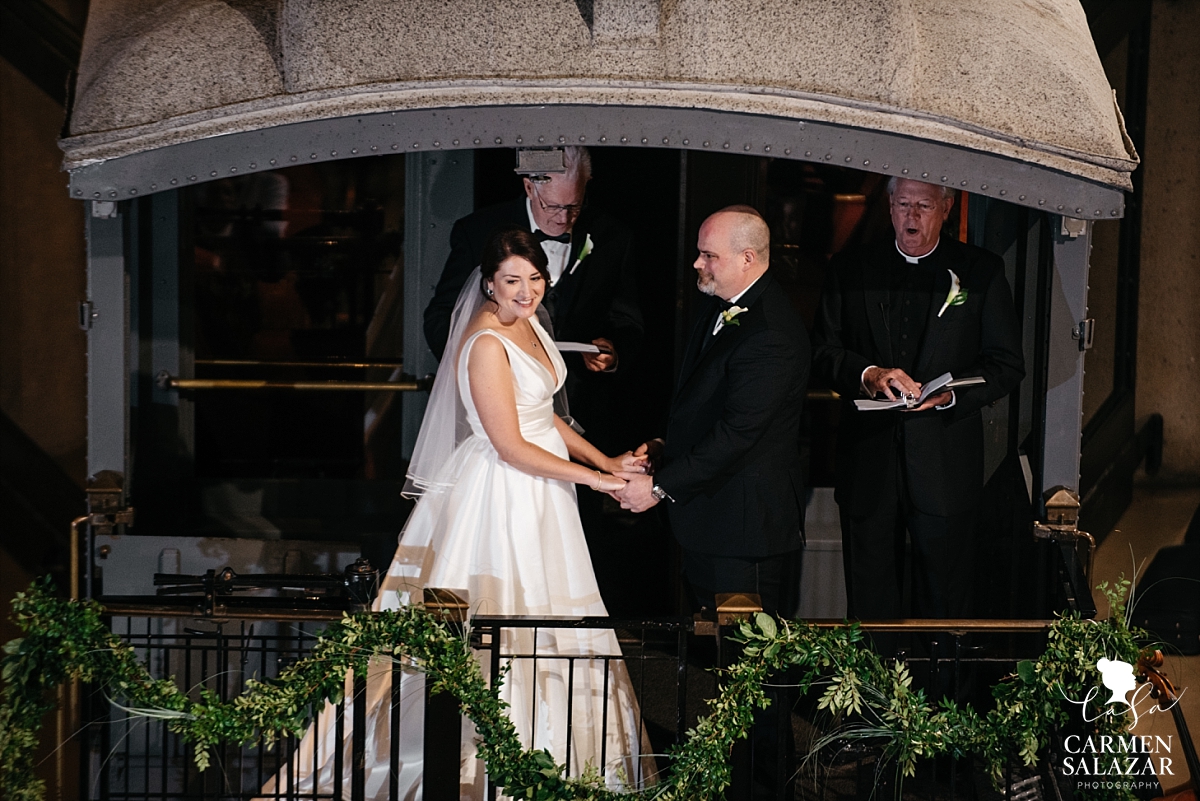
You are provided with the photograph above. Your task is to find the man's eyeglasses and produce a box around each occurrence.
[893,199,941,214]
[533,186,585,218]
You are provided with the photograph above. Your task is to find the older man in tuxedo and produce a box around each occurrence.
[616,206,809,616]
[423,147,642,451]
[813,177,1024,623]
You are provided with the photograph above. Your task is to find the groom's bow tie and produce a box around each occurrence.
[534,230,571,244]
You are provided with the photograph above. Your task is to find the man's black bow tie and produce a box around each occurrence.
[535,230,571,244]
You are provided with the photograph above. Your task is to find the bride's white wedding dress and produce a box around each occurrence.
[261,319,651,800]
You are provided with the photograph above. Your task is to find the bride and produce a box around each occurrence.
[263,226,653,799]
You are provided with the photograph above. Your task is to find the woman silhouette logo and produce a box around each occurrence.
[1096,658,1137,706]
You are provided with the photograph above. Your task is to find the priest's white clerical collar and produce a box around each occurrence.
[895,238,940,264]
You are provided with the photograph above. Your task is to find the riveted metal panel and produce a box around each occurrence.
[67,105,1126,219]
[86,204,130,485]
[1041,221,1093,496]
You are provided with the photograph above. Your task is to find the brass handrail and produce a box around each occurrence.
[156,372,424,392]
[196,359,404,370]
[806,389,840,401]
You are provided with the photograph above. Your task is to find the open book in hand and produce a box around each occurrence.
[853,372,986,411]
[555,341,614,355]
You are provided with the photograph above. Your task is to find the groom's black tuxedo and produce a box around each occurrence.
[655,272,810,569]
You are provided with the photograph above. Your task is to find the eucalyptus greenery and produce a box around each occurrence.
[1,577,1145,801]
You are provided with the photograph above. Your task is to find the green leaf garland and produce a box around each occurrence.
[2,577,1146,801]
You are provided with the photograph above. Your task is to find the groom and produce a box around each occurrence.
[615,206,810,616]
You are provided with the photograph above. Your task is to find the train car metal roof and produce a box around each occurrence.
[60,0,1137,214]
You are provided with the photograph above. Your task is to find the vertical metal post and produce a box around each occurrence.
[1040,220,1093,504]
[352,671,367,801]
[86,201,130,484]
[402,151,474,458]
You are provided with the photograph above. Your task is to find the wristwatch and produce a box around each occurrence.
[650,484,674,503]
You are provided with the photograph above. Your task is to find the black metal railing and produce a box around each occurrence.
[80,606,1077,801]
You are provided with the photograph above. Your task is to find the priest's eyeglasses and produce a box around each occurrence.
[893,199,940,214]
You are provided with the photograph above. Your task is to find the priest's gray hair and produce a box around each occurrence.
[886,176,957,200]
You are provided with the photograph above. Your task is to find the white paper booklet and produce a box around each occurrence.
[853,373,985,411]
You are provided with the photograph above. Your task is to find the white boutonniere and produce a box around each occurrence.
[937,269,968,317]
[720,305,749,327]
[568,233,594,275]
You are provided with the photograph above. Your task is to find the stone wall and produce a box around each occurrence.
[1136,0,1200,483]
[0,60,87,485]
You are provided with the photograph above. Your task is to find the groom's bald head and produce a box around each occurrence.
[694,206,771,300]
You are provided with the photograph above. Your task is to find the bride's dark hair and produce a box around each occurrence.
[479,226,551,303]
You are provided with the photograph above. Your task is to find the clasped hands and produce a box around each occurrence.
[862,366,952,411]
[601,438,663,513]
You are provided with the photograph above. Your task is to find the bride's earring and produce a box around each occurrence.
[486,286,494,297]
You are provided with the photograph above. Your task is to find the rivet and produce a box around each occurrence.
[537,136,545,143]
[703,141,710,147]
[1038,199,1045,205]
[129,189,137,195]
[922,172,930,178]
[210,170,218,177]
[980,184,987,190]
[579,135,586,142]
[723,142,731,149]
[641,138,649,144]
[494,137,502,145]
[93,192,100,198]
[862,159,869,165]
[230,167,237,173]
[940,176,948,182]
[960,180,967,186]
[109,191,117,198]
[882,164,889,169]
[330,150,337,157]
[1075,207,1083,214]
[189,175,197,181]
[804,151,812,157]
[745,144,753,151]
[764,145,771,153]
[662,137,670,145]
[998,189,1005,195]
[452,139,460,146]
[600,136,607,143]
[249,162,257,169]
[1057,204,1065,210]
[150,184,157,190]
[370,146,377,152]
[1094,210,1102,217]
[171,179,178,185]
[558,136,565,143]
[902,168,909,174]
[514,137,522,144]
[1110,210,1119,216]
[844,156,852,162]
[390,145,398,151]
[824,154,832,160]
[474,138,482,145]
[310,153,318,159]
[269,159,277,165]
[349,149,356,156]
[621,137,628,143]
[784,148,791,155]
[1019,195,1026,201]
[75,189,82,196]
[412,142,420,148]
